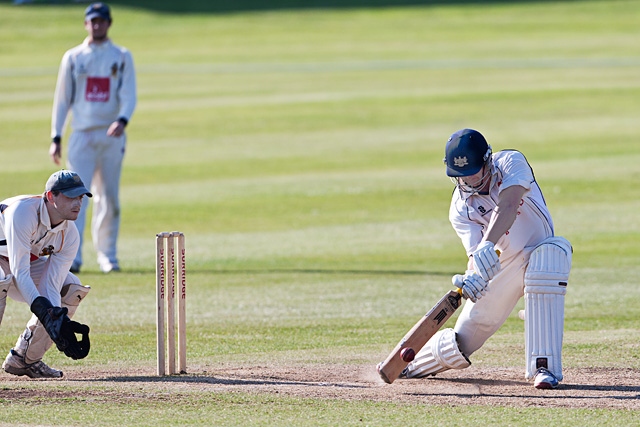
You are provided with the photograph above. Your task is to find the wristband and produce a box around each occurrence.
[52,136,61,144]
[117,117,128,126]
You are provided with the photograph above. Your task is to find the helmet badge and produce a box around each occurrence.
[453,156,468,168]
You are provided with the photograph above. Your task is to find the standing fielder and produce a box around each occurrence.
[401,129,572,389]
[49,2,136,274]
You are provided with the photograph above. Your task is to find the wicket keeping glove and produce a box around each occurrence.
[30,296,90,359]
[59,320,91,360]
[30,296,68,345]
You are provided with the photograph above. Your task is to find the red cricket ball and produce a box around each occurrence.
[400,347,415,362]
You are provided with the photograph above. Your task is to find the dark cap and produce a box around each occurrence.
[85,2,111,21]
[444,129,492,177]
[45,170,93,198]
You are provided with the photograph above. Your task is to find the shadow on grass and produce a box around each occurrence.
[561,383,640,394]
[6,0,585,14]
[80,374,370,389]
[116,268,454,276]
[425,375,640,392]
[407,376,640,398]
[407,378,640,400]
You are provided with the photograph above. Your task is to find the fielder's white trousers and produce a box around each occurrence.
[67,127,125,268]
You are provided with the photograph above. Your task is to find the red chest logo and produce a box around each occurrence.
[85,77,110,102]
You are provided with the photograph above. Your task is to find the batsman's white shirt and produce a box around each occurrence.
[448,150,555,356]
[0,196,80,306]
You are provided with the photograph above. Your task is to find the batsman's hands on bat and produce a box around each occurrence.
[452,270,488,303]
[471,241,500,281]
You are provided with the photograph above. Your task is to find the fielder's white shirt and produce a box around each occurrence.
[0,196,79,305]
[51,37,136,136]
[449,150,554,263]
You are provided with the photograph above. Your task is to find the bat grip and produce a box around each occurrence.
[452,250,501,293]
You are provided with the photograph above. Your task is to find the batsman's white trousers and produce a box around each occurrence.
[67,127,125,268]
[454,248,533,357]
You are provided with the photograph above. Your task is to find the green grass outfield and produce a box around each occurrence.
[1,0,639,425]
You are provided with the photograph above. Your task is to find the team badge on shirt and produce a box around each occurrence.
[40,245,55,257]
[86,77,110,102]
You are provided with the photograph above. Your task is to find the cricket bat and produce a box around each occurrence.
[376,288,463,384]
[377,250,499,384]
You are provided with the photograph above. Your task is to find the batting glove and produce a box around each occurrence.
[471,241,500,281]
[460,270,489,303]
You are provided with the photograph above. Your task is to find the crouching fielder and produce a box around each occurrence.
[0,170,92,379]
[401,129,572,389]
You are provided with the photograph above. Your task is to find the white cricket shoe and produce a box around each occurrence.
[100,261,120,274]
[2,349,63,379]
[99,262,121,274]
[534,368,559,389]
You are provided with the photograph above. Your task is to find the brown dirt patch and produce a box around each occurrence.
[3,364,638,409]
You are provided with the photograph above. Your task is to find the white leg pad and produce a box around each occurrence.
[60,283,91,317]
[524,236,572,380]
[403,328,471,378]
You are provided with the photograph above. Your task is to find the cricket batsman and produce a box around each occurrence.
[401,128,572,389]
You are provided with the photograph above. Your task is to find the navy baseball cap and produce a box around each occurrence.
[444,129,491,177]
[45,171,92,198]
[85,2,111,21]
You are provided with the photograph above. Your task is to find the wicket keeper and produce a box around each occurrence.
[0,170,91,378]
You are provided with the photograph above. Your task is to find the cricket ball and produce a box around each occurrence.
[400,347,415,363]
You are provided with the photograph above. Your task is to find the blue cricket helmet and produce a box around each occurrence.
[444,129,492,177]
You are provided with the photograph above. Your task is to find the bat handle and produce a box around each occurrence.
[452,274,464,293]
